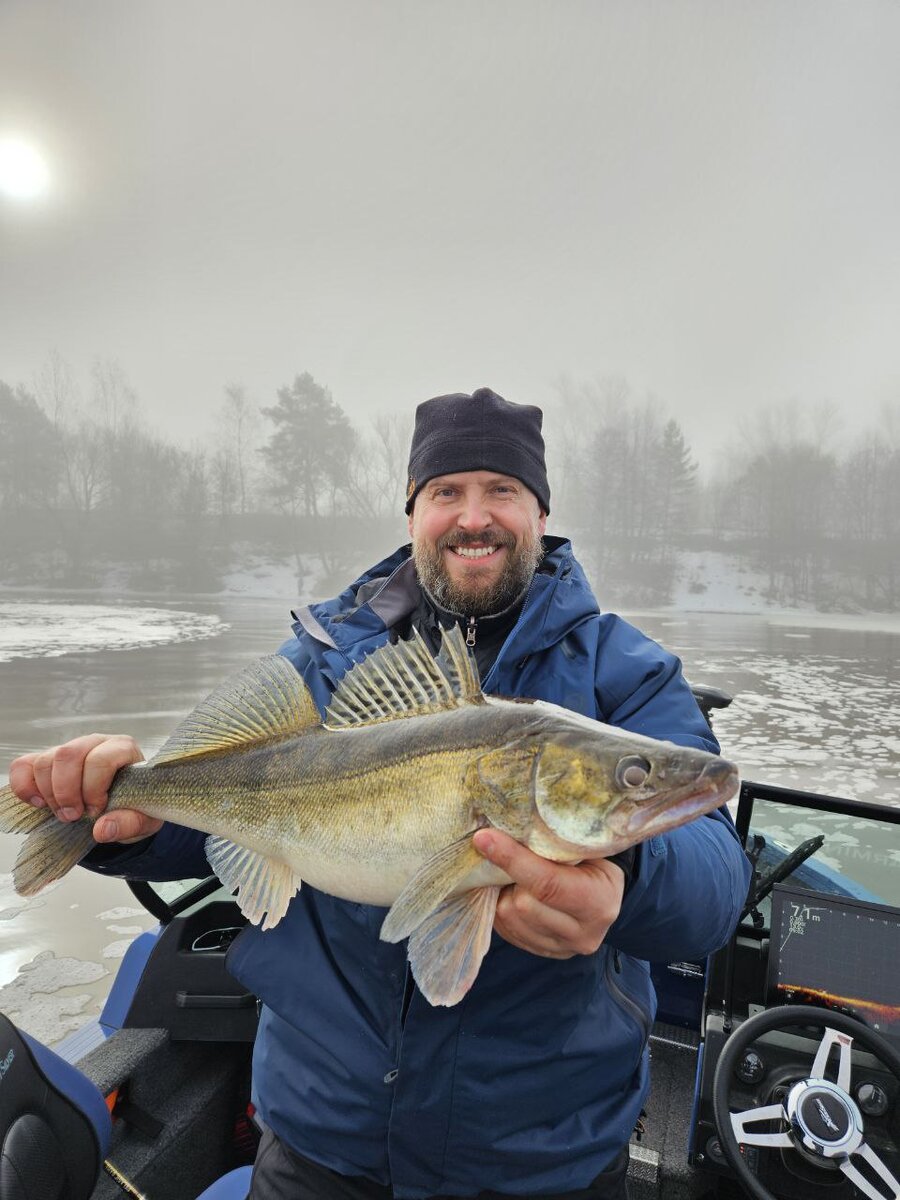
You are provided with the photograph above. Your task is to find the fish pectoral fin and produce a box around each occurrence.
[380,835,484,943]
[407,887,500,1007]
[205,836,300,931]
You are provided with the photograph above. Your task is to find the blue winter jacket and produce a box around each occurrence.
[88,538,750,1198]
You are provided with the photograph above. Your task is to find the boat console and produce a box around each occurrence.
[682,781,900,1200]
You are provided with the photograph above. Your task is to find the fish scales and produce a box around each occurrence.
[104,702,529,904]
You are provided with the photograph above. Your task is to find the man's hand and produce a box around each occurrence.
[9,734,161,845]
[473,829,625,959]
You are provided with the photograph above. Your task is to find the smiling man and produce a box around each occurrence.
[10,386,750,1200]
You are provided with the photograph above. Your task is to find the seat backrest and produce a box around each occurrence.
[0,1012,111,1200]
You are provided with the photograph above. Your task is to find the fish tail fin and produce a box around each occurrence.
[0,784,95,896]
[0,784,52,835]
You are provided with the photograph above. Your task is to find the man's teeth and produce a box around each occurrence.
[451,546,497,558]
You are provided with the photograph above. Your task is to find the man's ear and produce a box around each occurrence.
[407,510,415,539]
[538,510,547,536]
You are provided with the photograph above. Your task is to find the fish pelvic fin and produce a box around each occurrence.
[205,836,300,931]
[150,655,320,766]
[407,887,500,1007]
[0,785,94,896]
[380,833,485,943]
[324,625,482,729]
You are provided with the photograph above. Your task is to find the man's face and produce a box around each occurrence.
[408,470,547,616]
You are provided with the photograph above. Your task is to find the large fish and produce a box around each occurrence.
[0,627,738,1005]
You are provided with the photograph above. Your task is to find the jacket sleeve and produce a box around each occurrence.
[80,822,212,882]
[594,614,751,960]
[606,811,751,961]
[595,613,718,753]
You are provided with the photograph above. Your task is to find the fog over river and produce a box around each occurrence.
[1,596,898,1044]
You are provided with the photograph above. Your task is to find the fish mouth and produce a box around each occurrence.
[625,758,739,838]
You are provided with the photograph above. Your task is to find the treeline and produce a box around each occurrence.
[0,357,409,593]
[1,356,898,610]
[550,380,900,609]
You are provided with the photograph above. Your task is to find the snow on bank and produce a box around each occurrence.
[219,552,314,603]
[666,551,900,635]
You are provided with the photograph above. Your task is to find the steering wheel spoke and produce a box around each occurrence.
[839,1142,900,1200]
[731,1102,794,1148]
[713,1007,900,1200]
[810,1025,854,1091]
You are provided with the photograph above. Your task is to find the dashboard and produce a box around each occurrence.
[687,781,900,1198]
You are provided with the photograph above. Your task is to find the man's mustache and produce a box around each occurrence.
[436,529,518,551]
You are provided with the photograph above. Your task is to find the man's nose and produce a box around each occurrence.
[456,493,492,531]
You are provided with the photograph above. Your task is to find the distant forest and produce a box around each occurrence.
[1,354,899,611]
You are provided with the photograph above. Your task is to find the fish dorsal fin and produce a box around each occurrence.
[151,655,320,765]
[325,626,482,729]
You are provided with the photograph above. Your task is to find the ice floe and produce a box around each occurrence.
[0,601,225,663]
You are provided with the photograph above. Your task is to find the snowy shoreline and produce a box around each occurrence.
[3,547,900,638]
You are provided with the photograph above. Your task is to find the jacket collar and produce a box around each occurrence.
[300,535,600,658]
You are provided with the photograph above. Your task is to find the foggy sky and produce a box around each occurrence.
[1,0,899,466]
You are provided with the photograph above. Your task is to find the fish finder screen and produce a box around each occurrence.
[767,884,900,1044]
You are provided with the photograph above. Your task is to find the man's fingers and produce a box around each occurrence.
[475,830,627,959]
[8,734,145,823]
[82,737,144,818]
[93,809,161,845]
[49,735,114,820]
[495,887,582,952]
[8,755,43,807]
[474,829,573,909]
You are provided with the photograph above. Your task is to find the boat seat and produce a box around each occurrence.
[0,1012,254,1200]
[195,1164,253,1198]
[0,1011,112,1200]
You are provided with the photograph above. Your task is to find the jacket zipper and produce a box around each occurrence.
[465,616,477,646]
[604,949,651,1045]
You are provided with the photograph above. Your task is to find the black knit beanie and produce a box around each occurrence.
[405,387,550,514]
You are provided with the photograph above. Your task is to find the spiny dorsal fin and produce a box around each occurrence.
[325,626,482,729]
[150,654,320,766]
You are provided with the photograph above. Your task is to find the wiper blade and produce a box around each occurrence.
[742,834,825,919]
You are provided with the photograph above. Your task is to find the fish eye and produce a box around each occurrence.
[616,755,652,788]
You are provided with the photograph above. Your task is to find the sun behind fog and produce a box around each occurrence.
[0,137,50,200]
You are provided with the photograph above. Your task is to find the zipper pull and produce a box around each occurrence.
[465,617,477,647]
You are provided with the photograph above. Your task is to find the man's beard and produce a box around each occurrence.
[412,526,544,616]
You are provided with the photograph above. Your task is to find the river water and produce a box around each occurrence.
[1,594,898,1043]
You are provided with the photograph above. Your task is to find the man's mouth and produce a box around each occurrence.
[448,545,504,560]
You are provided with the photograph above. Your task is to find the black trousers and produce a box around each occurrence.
[249,1129,631,1200]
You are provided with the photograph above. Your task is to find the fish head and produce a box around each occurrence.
[529,707,739,857]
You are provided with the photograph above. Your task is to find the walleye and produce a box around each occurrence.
[0,626,738,1006]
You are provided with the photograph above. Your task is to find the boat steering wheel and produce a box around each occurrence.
[712,1006,900,1200]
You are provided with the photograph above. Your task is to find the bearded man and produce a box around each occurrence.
[10,387,750,1200]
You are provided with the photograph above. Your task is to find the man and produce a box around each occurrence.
[10,388,750,1200]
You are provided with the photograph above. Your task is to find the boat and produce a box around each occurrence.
[2,691,899,1200]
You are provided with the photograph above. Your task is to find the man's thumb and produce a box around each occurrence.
[94,810,160,844]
